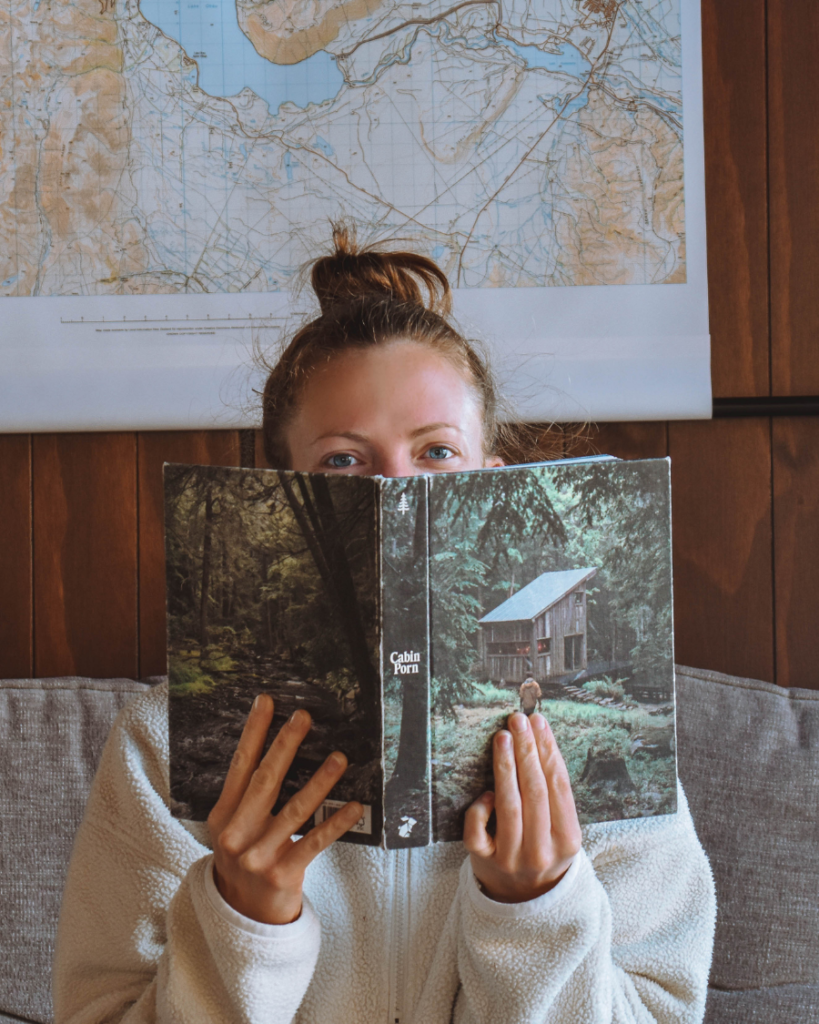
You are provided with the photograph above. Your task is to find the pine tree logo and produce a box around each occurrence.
[397,492,410,515]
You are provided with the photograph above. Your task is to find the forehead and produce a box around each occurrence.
[295,341,482,432]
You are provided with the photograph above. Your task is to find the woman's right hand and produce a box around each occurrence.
[207,693,362,925]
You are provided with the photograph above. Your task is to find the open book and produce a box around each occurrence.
[164,457,676,848]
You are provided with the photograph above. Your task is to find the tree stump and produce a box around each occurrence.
[579,747,636,793]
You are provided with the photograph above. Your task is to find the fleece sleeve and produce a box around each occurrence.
[52,690,321,1024]
[452,781,716,1024]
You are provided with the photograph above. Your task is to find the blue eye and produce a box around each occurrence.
[426,446,453,461]
[328,453,356,468]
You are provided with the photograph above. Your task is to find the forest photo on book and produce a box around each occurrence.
[165,459,676,847]
[424,460,676,841]
[164,465,384,841]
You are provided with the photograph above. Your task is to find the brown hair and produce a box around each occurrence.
[261,223,565,468]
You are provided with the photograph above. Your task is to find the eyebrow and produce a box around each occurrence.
[314,423,463,444]
[314,430,371,444]
[409,422,462,439]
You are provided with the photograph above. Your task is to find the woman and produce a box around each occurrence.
[53,226,716,1023]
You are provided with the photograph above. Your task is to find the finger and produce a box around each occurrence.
[531,715,582,853]
[287,801,365,871]
[463,791,496,858]
[492,730,523,864]
[228,708,313,841]
[209,693,275,833]
[508,713,551,854]
[265,750,349,846]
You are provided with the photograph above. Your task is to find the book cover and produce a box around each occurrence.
[164,457,676,848]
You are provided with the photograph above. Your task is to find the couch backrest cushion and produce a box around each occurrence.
[675,666,819,1004]
[0,678,150,1024]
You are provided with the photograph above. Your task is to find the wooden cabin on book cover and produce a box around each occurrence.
[478,568,598,684]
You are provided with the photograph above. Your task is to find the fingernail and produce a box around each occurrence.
[289,709,308,726]
[326,752,346,771]
[253,694,268,712]
[498,731,512,749]
[510,713,528,733]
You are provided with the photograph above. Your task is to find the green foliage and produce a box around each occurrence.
[466,682,517,706]
[434,471,567,573]
[200,650,237,674]
[582,676,626,701]
[429,544,487,712]
[553,461,673,681]
[430,696,676,835]
[164,466,379,705]
[431,676,479,716]
[323,668,357,697]
[531,700,676,820]
[169,659,216,695]
[540,699,632,776]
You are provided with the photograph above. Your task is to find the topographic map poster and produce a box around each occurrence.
[1,0,709,429]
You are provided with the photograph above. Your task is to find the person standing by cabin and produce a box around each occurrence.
[519,675,542,716]
[53,224,717,1024]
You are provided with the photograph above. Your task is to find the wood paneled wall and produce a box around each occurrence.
[1,0,818,690]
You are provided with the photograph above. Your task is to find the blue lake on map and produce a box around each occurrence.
[504,39,592,78]
[139,0,344,112]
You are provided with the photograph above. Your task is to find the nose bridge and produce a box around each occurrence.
[374,448,417,479]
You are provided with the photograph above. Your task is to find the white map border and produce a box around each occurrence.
[0,0,709,431]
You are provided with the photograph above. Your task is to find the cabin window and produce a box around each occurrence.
[537,637,551,653]
[564,634,583,669]
[488,641,531,656]
[574,591,584,604]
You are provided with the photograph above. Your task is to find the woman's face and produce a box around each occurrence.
[284,340,503,477]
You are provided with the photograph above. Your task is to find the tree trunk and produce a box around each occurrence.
[266,598,274,652]
[388,494,429,790]
[309,475,381,734]
[278,473,380,736]
[199,485,213,650]
[221,543,231,618]
[390,672,428,788]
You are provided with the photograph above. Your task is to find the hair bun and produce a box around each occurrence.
[310,222,452,316]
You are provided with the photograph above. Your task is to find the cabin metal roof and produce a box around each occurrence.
[478,567,598,624]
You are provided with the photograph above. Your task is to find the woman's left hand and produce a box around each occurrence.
[464,712,582,903]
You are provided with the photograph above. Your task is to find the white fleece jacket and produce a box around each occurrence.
[53,682,716,1024]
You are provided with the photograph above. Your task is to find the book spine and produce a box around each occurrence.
[380,476,431,848]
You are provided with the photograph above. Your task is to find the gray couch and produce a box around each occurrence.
[1,667,817,1024]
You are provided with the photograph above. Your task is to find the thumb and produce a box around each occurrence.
[463,791,496,858]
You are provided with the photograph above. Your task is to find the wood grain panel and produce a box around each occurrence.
[669,419,773,682]
[137,431,241,678]
[585,422,668,461]
[773,418,819,690]
[33,434,138,678]
[255,429,270,469]
[702,0,770,396]
[768,1,819,393]
[0,436,32,678]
